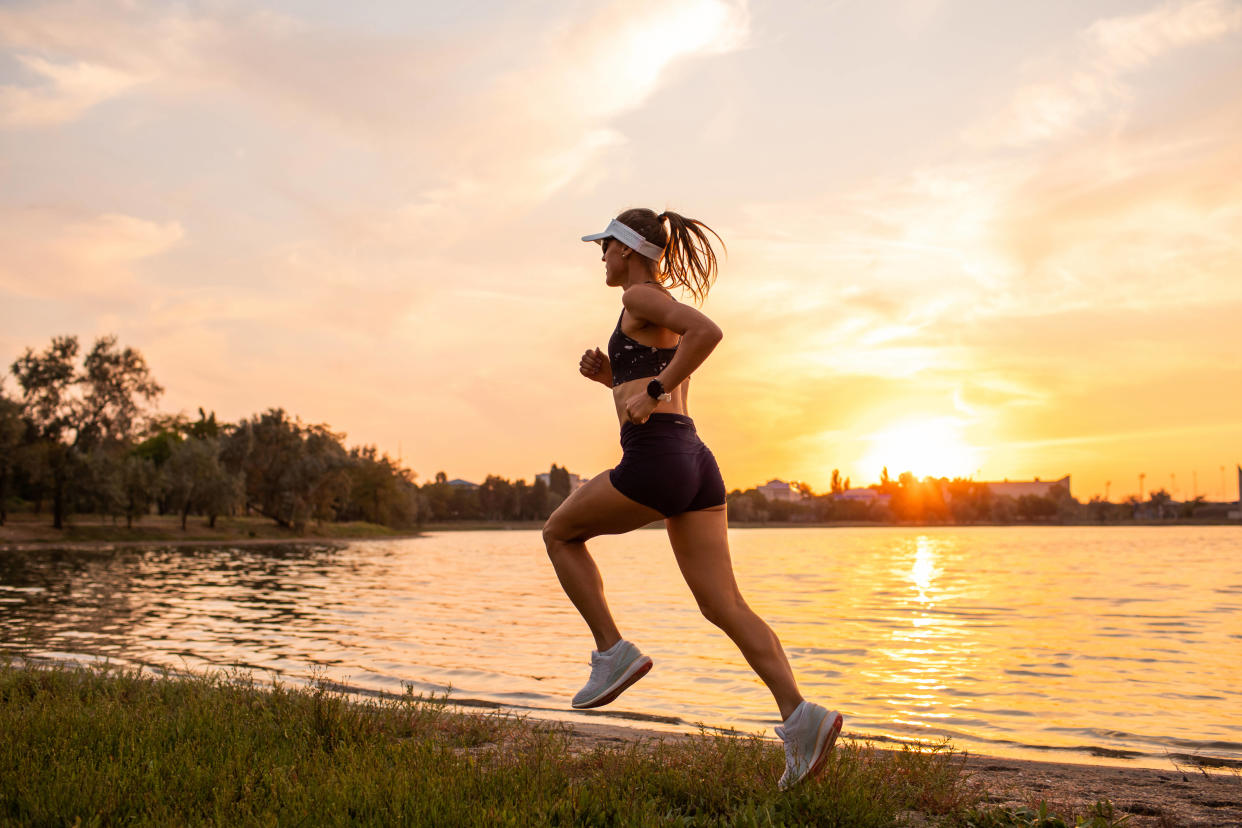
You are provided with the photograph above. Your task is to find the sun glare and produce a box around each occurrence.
[860,419,981,481]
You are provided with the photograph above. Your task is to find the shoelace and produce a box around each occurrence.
[585,651,609,682]
[775,726,803,767]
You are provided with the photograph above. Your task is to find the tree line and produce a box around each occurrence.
[0,336,584,532]
[419,465,572,523]
[0,336,423,531]
[726,466,1214,525]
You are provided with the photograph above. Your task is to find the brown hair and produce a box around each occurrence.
[615,207,724,304]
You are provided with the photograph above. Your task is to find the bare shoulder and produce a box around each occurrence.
[621,283,676,312]
[622,283,719,336]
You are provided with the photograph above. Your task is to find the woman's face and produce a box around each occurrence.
[601,237,628,285]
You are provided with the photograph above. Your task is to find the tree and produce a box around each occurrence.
[75,336,163,450]
[522,477,550,520]
[231,410,349,531]
[548,464,571,498]
[10,336,80,529]
[133,412,190,515]
[0,392,25,525]
[339,446,420,528]
[164,437,241,530]
[186,408,221,439]
[830,469,843,495]
[301,424,352,525]
[121,454,159,529]
[1148,488,1173,520]
[9,335,162,529]
[726,489,769,523]
[1016,493,1057,522]
[943,478,994,523]
[83,446,126,522]
[478,475,515,520]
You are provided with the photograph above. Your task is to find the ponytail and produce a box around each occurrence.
[615,207,725,304]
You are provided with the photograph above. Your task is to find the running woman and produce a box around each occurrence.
[542,208,843,789]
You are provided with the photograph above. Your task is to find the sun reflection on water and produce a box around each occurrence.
[867,535,976,739]
[911,536,940,604]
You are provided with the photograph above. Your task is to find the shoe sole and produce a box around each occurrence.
[807,712,844,779]
[571,656,653,709]
[781,711,844,790]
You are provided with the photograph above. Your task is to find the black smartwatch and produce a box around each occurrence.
[647,378,672,401]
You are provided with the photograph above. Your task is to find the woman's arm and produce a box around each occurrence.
[623,285,722,391]
[620,285,721,422]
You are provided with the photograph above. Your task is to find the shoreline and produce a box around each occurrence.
[558,718,1241,827]
[0,514,422,552]
[4,517,1238,552]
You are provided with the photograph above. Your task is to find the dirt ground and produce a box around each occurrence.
[0,513,411,550]
[557,720,1242,828]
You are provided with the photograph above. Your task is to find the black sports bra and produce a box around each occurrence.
[609,311,678,387]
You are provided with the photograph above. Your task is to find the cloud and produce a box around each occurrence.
[0,207,183,298]
[1088,0,1242,71]
[0,53,145,126]
[0,0,754,377]
[966,0,1242,148]
[0,0,749,218]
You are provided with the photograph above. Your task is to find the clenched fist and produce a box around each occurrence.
[579,347,612,387]
[624,390,659,424]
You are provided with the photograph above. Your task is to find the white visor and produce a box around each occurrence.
[581,218,664,261]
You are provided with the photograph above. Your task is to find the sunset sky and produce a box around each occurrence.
[2,0,1240,502]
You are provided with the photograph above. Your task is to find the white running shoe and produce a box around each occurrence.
[775,701,844,790]
[570,639,653,709]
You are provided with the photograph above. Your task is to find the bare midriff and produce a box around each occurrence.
[611,377,688,427]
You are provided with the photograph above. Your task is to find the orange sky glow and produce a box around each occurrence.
[2,0,1240,503]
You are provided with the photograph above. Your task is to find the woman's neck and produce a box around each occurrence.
[623,274,661,289]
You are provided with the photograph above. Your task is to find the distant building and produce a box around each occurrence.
[446,478,478,489]
[757,479,798,502]
[982,475,1071,500]
[838,487,891,507]
[535,472,585,491]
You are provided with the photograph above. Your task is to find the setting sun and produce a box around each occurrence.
[859,419,982,481]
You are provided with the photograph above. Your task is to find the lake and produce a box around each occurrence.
[2,526,1239,770]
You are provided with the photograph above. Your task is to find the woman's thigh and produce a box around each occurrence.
[544,470,665,543]
[663,505,743,604]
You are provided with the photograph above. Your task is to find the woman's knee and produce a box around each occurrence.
[542,514,582,552]
[542,518,563,552]
[696,592,750,630]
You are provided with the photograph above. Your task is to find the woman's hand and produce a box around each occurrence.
[624,390,659,424]
[579,347,612,387]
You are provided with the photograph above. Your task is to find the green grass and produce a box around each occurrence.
[0,662,1129,826]
[950,800,1130,827]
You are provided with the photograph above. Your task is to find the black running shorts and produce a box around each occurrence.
[608,413,727,517]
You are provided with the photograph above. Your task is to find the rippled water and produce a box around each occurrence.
[2,526,1240,769]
